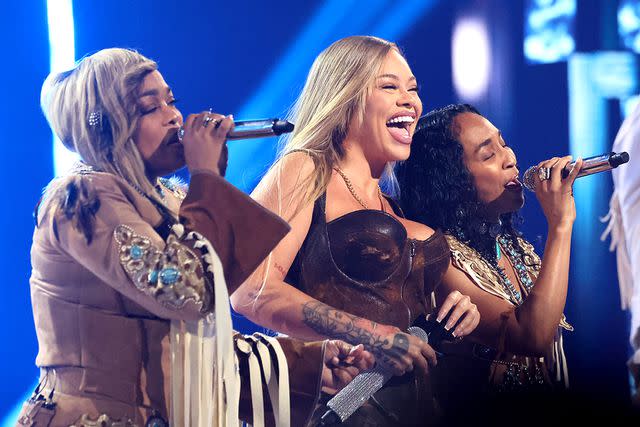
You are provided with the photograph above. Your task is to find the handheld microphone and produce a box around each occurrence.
[319,316,455,425]
[178,118,294,142]
[227,118,294,140]
[522,151,629,191]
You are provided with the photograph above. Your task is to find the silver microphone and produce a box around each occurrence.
[319,326,429,425]
[178,118,294,141]
[522,151,629,191]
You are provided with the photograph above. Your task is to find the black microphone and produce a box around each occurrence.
[522,151,630,191]
[178,118,294,141]
[319,316,455,425]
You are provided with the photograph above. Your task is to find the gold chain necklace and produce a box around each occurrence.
[334,167,384,211]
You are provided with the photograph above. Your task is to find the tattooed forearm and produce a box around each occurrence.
[273,262,287,278]
[302,300,409,362]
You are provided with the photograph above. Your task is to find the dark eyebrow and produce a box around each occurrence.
[475,138,492,153]
[475,131,502,153]
[139,86,172,99]
[376,74,417,83]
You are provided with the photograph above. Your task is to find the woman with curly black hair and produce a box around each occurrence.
[396,104,583,415]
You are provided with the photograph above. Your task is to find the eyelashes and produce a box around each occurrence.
[140,97,179,115]
[483,144,511,161]
[379,84,420,93]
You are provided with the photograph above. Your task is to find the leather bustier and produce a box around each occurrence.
[286,193,449,330]
[288,193,450,425]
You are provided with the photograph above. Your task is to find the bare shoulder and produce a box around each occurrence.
[252,151,316,201]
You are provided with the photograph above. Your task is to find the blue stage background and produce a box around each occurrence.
[2,0,636,422]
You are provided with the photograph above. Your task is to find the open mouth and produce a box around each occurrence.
[386,115,415,144]
[165,129,182,146]
[504,176,522,190]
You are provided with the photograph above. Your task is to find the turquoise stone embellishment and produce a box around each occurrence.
[496,235,535,305]
[148,269,159,284]
[159,267,180,285]
[130,244,143,260]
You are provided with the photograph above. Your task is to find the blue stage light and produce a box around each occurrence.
[452,17,491,101]
[227,0,439,191]
[524,0,576,64]
[568,51,637,283]
[47,0,78,176]
[619,0,640,53]
[0,1,74,421]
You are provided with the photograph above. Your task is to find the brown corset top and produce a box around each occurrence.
[286,193,450,330]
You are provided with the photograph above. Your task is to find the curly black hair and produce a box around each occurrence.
[396,103,522,265]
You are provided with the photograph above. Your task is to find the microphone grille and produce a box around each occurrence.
[522,166,537,192]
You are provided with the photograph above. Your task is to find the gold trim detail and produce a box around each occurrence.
[114,224,207,311]
[69,414,138,427]
[445,234,572,331]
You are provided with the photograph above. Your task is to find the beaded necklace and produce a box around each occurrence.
[494,234,534,305]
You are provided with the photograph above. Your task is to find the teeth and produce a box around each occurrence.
[386,116,415,125]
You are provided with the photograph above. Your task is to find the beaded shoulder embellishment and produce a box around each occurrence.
[114,224,207,311]
[159,177,187,201]
[446,234,573,331]
[446,234,515,304]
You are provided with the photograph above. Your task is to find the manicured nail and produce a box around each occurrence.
[444,322,453,330]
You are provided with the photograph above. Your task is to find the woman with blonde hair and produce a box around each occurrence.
[17,47,373,427]
[231,36,480,425]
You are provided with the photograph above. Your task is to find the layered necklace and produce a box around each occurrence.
[494,234,534,305]
[334,167,385,212]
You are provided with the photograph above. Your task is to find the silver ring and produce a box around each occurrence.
[202,115,213,128]
[537,166,551,181]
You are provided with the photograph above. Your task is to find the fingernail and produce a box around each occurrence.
[436,314,444,322]
[444,322,453,330]
[228,114,234,119]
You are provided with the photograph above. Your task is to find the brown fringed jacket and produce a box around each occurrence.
[17,171,324,427]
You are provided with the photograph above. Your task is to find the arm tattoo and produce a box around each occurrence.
[273,262,287,277]
[302,300,409,360]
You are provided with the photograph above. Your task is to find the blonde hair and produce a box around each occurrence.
[40,48,161,208]
[273,36,401,216]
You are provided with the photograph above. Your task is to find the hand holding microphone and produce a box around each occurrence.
[180,110,295,177]
[522,151,629,191]
[181,110,234,176]
[319,314,458,425]
[521,151,629,229]
[529,155,583,230]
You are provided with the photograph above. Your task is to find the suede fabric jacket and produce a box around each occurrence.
[17,171,324,427]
